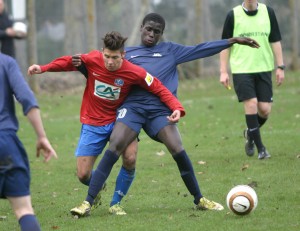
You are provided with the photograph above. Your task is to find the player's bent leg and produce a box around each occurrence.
[108,122,138,154]
[76,156,107,210]
[76,156,97,185]
[109,135,138,215]
[157,125,183,155]
[122,139,138,169]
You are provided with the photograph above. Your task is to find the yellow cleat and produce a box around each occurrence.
[196,197,224,211]
[108,203,127,215]
[70,201,91,217]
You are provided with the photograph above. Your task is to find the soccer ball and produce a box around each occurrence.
[226,185,258,215]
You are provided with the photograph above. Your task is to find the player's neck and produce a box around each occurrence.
[242,2,258,11]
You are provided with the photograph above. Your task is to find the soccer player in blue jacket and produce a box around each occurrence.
[71,13,259,217]
[0,53,57,230]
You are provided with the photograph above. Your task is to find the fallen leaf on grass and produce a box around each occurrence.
[197,161,206,165]
[156,150,165,156]
[248,181,258,188]
[0,216,7,220]
[197,172,204,174]
[241,164,249,171]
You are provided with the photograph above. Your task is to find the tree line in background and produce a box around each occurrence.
[9,0,300,92]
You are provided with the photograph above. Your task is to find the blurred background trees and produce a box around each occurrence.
[5,0,300,91]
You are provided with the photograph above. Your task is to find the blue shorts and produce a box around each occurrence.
[0,131,30,198]
[75,123,114,157]
[116,104,175,141]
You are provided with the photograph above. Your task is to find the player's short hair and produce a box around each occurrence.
[142,13,165,32]
[102,31,128,52]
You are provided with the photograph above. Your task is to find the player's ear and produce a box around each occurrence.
[121,51,126,59]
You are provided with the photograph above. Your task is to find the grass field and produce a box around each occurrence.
[1,71,299,231]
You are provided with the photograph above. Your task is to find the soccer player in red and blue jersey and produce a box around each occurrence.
[28,31,185,215]
[71,14,259,216]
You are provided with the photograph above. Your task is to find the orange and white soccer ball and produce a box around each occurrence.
[226,185,258,215]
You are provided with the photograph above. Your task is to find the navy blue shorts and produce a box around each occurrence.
[232,72,273,102]
[0,131,30,198]
[116,104,176,141]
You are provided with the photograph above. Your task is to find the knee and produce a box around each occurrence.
[108,139,126,153]
[122,148,137,170]
[258,103,272,118]
[77,169,91,184]
[169,146,184,156]
[259,108,271,118]
[165,141,183,155]
[122,154,136,169]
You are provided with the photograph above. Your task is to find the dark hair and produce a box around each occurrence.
[142,13,165,31]
[102,31,127,51]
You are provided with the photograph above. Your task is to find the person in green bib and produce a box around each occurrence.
[219,0,285,159]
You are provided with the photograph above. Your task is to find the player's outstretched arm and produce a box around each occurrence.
[229,37,260,48]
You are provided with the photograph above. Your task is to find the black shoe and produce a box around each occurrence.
[258,147,271,160]
[244,129,255,156]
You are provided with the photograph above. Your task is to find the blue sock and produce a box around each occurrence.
[19,214,40,231]
[110,166,135,206]
[86,150,119,205]
[173,150,202,205]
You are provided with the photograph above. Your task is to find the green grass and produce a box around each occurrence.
[1,72,299,231]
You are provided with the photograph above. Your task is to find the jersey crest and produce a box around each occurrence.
[114,78,124,86]
[145,73,154,86]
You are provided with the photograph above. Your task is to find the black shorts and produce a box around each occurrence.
[232,72,273,103]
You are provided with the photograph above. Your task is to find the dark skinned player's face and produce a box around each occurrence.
[140,21,164,47]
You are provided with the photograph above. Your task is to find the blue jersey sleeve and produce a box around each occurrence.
[169,40,231,64]
[7,56,38,115]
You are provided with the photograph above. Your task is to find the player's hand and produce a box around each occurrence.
[27,64,42,76]
[36,137,58,162]
[167,110,181,123]
[275,68,285,86]
[230,37,260,48]
[72,54,82,67]
[5,27,15,37]
[220,72,231,90]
